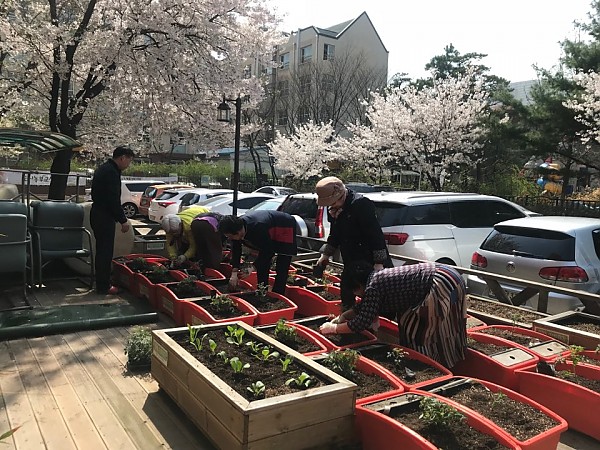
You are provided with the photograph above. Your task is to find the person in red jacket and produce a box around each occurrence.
[219,210,297,294]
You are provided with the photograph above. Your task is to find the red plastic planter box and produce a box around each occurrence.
[418,376,567,450]
[292,316,378,351]
[179,294,258,327]
[471,325,571,362]
[155,279,217,325]
[517,361,600,441]
[112,258,167,291]
[452,331,539,391]
[311,354,405,405]
[229,291,297,325]
[133,269,187,308]
[285,284,342,317]
[255,321,330,357]
[355,391,521,450]
[355,343,453,391]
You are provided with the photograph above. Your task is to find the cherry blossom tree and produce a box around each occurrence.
[0,0,281,198]
[267,120,339,180]
[564,71,600,144]
[345,69,489,191]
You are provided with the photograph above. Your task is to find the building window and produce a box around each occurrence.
[277,110,288,126]
[279,53,290,69]
[300,45,312,64]
[323,44,335,61]
[243,65,251,79]
[278,80,289,97]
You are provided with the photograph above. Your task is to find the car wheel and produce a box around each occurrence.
[436,258,456,266]
[122,202,138,218]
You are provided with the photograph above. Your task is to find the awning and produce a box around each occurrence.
[0,128,83,153]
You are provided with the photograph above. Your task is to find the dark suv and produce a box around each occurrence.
[278,193,330,240]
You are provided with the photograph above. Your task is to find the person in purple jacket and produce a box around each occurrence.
[320,260,468,369]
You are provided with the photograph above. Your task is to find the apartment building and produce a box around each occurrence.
[250,12,389,140]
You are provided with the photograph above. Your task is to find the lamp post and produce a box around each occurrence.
[217,95,242,216]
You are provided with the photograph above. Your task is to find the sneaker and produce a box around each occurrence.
[107,286,120,295]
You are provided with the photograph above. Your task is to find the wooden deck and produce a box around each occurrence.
[0,278,598,449]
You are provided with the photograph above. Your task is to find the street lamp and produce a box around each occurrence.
[217,95,242,216]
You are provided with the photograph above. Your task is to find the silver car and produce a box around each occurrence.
[467,216,600,315]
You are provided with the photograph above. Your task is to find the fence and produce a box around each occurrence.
[505,196,600,218]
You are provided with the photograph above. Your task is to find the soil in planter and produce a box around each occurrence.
[358,346,446,385]
[236,293,291,313]
[260,327,323,354]
[167,284,214,299]
[301,317,374,347]
[538,362,600,393]
[437,382,560,442]
[467,337,512,356]
[477,328,542,347]
[169,328,331,401]
[365,397,509,450]
[203,278,252,294]
[306,286,341,302]
[142,271,180,284]
[557,317,600,335]
[468,298,546,325]
[287,276,310,287]
[193,299,250,321]
[124,259,164,272]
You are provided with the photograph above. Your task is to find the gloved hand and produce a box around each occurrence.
[317,255,329,267]
[176,254,187,265]
[229,270,239,289]
[319,322,338,335]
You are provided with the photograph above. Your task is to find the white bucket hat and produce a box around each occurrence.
[161,214,182,234]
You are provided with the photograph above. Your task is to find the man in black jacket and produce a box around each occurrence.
[219,211,297,294]
[314,176,392,310]
[90,146,134,295]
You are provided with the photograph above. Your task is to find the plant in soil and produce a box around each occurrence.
[285,372,315,389]
[467,336,512,356]
[319,349,395,399]
[300,316,373,347]
[366,394,508,450]
[125,326,153,369]
[536,345,600,393]
[360,345,446,385]
[259,320,323,354]
[167,276,207,298]
[235,284,290,312]
[434,380,560,442]
[287,274,309,287]
[247,381,266,399]
[210,293,238,315]
[468,297,547,325]
[126,257,157,272]
[169,324,332,401]
[144,265,178,283]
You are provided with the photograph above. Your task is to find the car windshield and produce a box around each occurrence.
[247,199,283,212]
[156,190,180,200]
[279,197,318,218]
[144,187,159,197]
[481,226,576,261]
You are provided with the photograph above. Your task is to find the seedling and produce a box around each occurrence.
[187,324,208,351]
[229,357,250,374]
[273,319,297,344]
[225,324,245,346]
[555,345,586,375]
[255,346,280,362]
[247,381,266,399]
[246,340,264,354]
[280,354,294,372]
[217,351,228,363]
[324,349,359,379]
[418,397,466,428]
[490,391,508,410]
[208,339,217,355]
[256,283,269,302]
[387,348,410,369]
[285,372,315,389]
[174,276,198,295]
[210,293,236,313]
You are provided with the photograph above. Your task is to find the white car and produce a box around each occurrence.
[252,186,297,196]
[177,188,233,213]
[148,188,231,222]
[468,216,600,314]
[197,192,277,216]
[363,191,538,267]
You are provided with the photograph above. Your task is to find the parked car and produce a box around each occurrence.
[277,193,331,240]
[252,186,298,196]
[363,191,538,267]
[196,192,277,216]
[139,183,195,217]
[345,182,395,193]
[177,188,234,212]
[242,196,310,236]
[120,180,165,218]
[468,216,600,315]
[148,187,227,222]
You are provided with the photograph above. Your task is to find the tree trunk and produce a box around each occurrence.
[48,148,73,200]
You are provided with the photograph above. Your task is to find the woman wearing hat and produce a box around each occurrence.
[161,205,223,268]
[314,176,392,311]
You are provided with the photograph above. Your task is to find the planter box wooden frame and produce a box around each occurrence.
[151,322,357,450]
[468,295,549,329]
[533,311,600,350]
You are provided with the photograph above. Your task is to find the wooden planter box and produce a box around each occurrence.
[151,322,357,450]
[468,296,549,329]
[533,311,600,350]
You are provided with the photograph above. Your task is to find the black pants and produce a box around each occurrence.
[254,251,291,295]
[90,206,116,294]
[190,219,222,269]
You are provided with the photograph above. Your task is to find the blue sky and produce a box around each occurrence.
[272,0,593,83]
